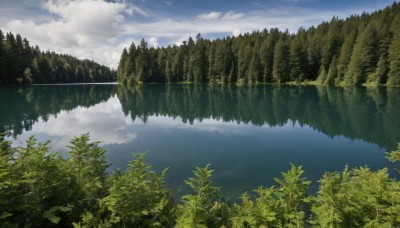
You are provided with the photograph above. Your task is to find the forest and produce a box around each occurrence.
[0,133,399,227]
[117,2,400,86]
[0,30,116,84]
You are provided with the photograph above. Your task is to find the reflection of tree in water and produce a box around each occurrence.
[0,84,117,136]
[1,84,399,150]
[117,84,400,150]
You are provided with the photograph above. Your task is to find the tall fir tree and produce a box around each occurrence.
[272,35,290,83]
[387,14,400,86]
[344,23,379,85]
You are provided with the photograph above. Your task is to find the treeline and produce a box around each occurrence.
[0,30,116,84]
[118,2,400,86]
[1,133,399,227]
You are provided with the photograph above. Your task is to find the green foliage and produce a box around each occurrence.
[231,188,279,228]
[272,36,290,83]
[387,143,400,173]
[344,23,379,85]
[116,3,400,86]
[1,133,400,227]
[311,166,400,227]
[100,153,175,227]
[274,163,311,227]
[67,133,110,224]
[387,14,400,86]
[176,164,230,228]
[0,30,116,84]
[231,164,311,227]
[0,135,81,227]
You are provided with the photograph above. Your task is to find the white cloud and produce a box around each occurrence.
[4,0,139,68]
[232,29,241,37]
[223,11,245,20]
[197,11,221,20]
[125,5,148,17]
[149,37,158,47]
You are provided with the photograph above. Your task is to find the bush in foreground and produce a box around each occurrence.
[0,133,399,227]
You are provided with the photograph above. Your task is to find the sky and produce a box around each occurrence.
[0,0,395,69]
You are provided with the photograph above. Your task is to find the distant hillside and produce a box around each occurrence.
[117,2,400,86]
[0,30,116,84]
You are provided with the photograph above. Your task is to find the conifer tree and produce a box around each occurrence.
[117,48,128,83]
[325,56,338,84]
[387,14,400,86]
[249,41,262,84]
[344,23,379,85]
[272,36,290,83]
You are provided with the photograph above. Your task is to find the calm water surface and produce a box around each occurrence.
[1,84,399,197]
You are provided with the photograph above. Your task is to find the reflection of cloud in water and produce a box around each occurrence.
[136,115,300,135]
[26,96,136,149]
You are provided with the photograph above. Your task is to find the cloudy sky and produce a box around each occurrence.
[0,0,394,69]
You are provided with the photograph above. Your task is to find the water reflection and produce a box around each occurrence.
[24,96,136,148]
[1,84,399,197]
[0,84,117,136]
[2,84,399,150]
[118,84,400,150]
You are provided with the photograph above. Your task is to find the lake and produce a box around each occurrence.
[1,84,399,198]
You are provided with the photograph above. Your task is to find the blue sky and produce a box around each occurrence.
[0,0,395,68]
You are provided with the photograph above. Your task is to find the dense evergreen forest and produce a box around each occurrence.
[118,2,400,86]
[0,133,399,227]
[0,30,116,84]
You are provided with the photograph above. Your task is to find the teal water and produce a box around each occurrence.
[1,84,399,197]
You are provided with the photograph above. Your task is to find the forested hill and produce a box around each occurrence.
[118,2,400,86]
[0,30,116,84]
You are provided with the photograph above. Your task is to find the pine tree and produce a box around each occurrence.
[336,30,357,84]
[289,30,307,82]
[325,56,338,84]
[237,43,251,84]
[260,29,279,83]
[136,39,149,82]
[192,34,207,83]
[368,54,388,85]
[0,30,5,82]
[117,48,128,83]
[207,43,216,83]
[125,43,137,83]
[387,14,400,86]
[272,35,290,83]
[249,41,262,84]
[172,48,184,82]
[321,17,343,71]
[344,23,379,85]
